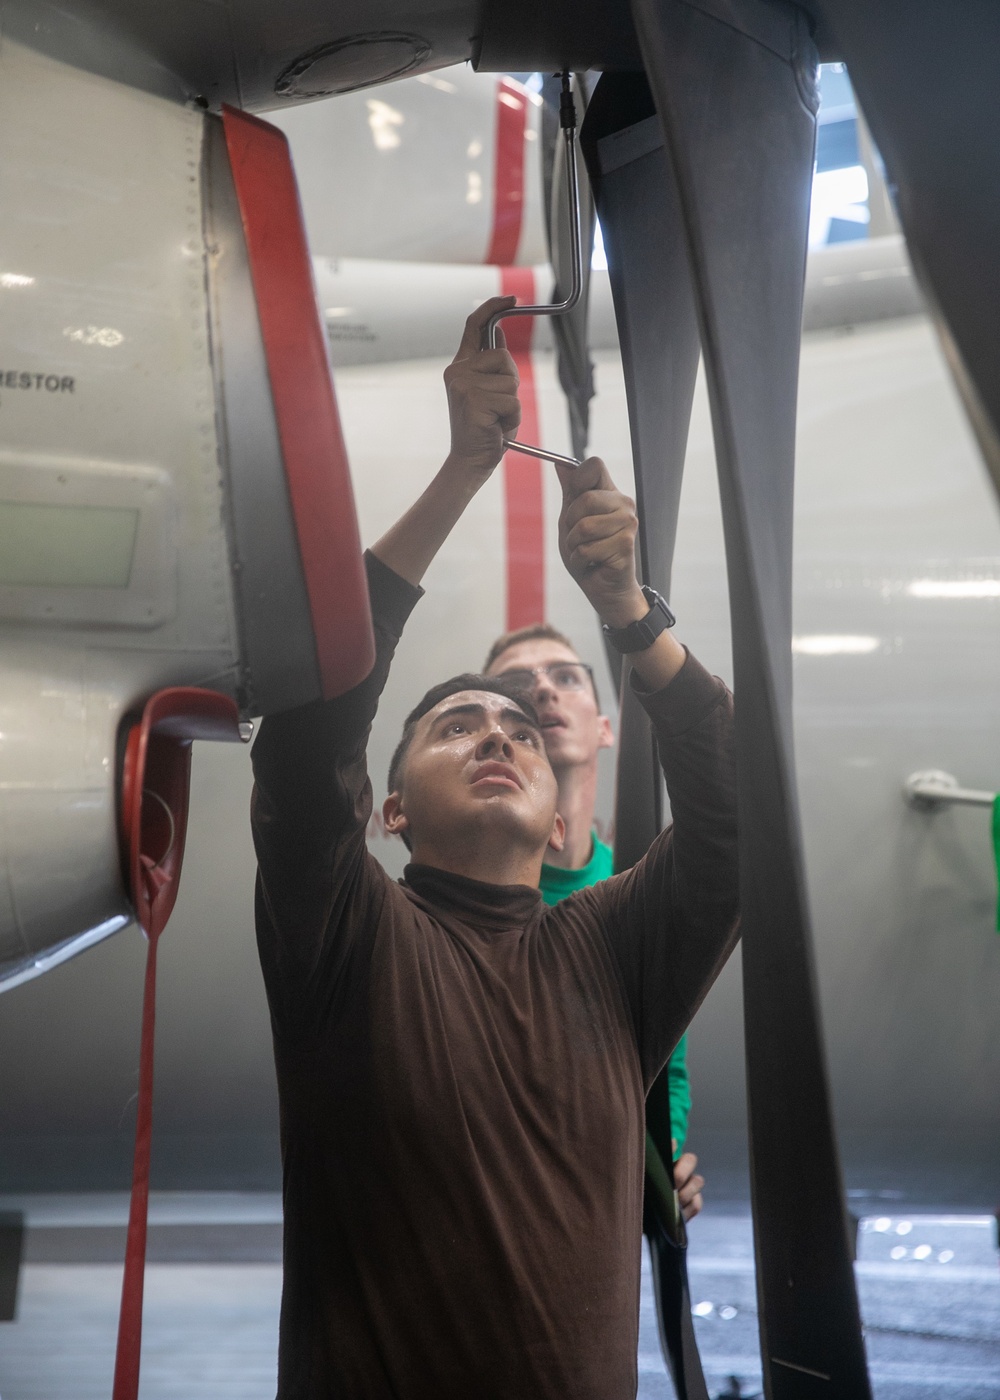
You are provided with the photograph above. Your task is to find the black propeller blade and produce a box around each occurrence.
[629,0,872,1395]
[581,73,701,599]
[541,72,597,462]
[580,67,702,886]
[581,71,707,1400]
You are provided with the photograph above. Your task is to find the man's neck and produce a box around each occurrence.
[409,833,545,888]
[546,761,598,870]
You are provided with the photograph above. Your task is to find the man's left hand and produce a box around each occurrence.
[556,454,687,692]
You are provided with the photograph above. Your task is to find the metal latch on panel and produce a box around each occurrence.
[904,769,1000,933]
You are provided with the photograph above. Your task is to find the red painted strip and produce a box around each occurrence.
[112,935,157,1400]
[500,267,545,629]
[113,689,246,1400]
[221,106,374,701]
[485,78,527,266]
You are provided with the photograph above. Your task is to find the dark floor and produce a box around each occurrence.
[0,1194,997,1399]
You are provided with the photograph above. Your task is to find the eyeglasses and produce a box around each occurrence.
[499,662,596,695]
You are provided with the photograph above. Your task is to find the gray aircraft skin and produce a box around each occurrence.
[1,222,997,1202]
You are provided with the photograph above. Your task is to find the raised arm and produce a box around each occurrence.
[556,457,740,1082]
[252,552,422,1027]
[371,296,520,585]
[252,299,523,1028]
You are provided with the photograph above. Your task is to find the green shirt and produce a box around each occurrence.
[539,835,692,1155]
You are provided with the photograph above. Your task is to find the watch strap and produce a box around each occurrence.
[602,586,676,654]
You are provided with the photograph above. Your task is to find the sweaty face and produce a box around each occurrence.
[486,639,614,773]
[391,690,560,856]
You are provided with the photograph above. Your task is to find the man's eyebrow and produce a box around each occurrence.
[430,701,541,735]
[499,705,542,734]
[431,702,487,727]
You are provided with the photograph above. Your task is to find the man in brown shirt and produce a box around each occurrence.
[251,299,739,1398]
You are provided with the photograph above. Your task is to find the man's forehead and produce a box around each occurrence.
[490,639,580,673]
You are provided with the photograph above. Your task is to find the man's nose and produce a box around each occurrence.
[476,728,514,761]
[532,671,557,704]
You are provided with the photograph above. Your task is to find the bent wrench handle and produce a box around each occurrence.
[502,438,581,469]
[484,126,583,352]
[486,73,585,471]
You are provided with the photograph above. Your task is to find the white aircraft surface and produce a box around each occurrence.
[0,63,996,1214]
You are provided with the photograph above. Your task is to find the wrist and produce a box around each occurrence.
[442,450,497,490]
[602,585,678,660]
[596,584,649,631]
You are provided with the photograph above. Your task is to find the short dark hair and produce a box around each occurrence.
[482,622,575,673]
[387,673,540,797]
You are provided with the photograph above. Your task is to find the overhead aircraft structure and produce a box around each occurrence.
[2,5,1000,1396]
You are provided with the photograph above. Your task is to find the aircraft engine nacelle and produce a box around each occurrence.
[0,39,372,989]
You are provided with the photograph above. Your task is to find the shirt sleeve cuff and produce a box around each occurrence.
[631,648,730,738]
[364,549,424,640]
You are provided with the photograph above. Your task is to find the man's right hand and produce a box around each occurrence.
[443,297,522,478]
[369,297,523,588]
[673,1144,705,1223]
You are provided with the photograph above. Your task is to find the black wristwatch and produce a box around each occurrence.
[602,586,676,654]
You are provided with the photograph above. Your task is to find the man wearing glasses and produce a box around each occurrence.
[483,628,705,1221]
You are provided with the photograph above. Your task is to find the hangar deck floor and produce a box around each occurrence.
[0,1194,997,1400]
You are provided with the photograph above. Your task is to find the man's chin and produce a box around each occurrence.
[461,793,542,835]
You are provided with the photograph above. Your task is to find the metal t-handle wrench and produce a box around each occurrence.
[484,72,584,470]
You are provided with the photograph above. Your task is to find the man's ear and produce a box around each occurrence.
[597,714,615,751]
[382,791,409,841]
[547,811,566,855]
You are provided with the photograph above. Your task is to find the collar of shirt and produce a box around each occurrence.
[401,863,542,934]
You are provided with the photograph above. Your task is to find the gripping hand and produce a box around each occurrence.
[443,297,522,479]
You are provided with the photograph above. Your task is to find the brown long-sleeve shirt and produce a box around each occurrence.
[251,552,739,1400]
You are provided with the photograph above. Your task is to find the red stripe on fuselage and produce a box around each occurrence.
[221,106,374,700]
[500,267,544,630]
[485,79,527,266]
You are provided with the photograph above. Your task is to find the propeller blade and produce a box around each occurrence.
[581,71,708,1400]
[580,70,701,870]
[542,72,597,461]
[822,1,1000,501]
[630,1,872,1394]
